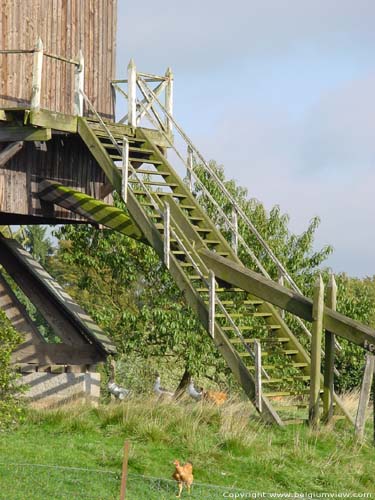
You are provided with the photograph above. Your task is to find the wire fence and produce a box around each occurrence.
[0,462,250,500]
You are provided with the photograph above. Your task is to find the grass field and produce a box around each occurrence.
[0,396,374,499]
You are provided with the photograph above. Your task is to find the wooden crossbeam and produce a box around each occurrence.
[12,342,104,365]
[0,141,24,167]
[199,249,375,351]
[0,126,51,142]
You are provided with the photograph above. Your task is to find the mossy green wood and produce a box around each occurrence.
[0,125,51,142]
[38,179,144,241]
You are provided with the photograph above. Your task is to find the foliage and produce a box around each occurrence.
[20,225,54,266]
[0,309,24,429]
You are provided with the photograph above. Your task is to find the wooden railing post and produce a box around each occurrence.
[121,137,129,203]
[163,202,170,270]
[254,339,262,412]
[127,59,137,127]
[187,146,193,192]
[165,67,174,135]
[355,354,375,441]
[74,50,85,116]
[323,274,337,423]
[209,270,215,338]
[278,273,285,319]
[232,207,238,255]
[309,275,324,427]
[30,37,44,111]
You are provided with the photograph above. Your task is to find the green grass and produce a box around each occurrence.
[0,397,374,499]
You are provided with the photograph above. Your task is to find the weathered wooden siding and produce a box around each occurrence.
[0,0,117,118]
[0,135,112,221]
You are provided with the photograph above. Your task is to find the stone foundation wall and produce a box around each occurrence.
[21,371,101,408]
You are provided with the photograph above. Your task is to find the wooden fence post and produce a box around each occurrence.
[309,275,324,427]
[30,37,44,111]
[74,50,85,116]
[355,354,375,441]
[127,59,137,127]
[278,273,285,319]
[165,67,174,134]
[121,137,129,203]
[323,274,337,423]
[163,202,170,270]
[120,440,130,500]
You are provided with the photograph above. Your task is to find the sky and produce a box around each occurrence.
[116,1,375,278]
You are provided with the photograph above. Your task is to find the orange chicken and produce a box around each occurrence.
[172,459,193,498]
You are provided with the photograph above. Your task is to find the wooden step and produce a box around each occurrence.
[109,155,163,165]
[230,337,289,344]
[135,169,171,176]
[222,325,281,331]
[128,180,179,188]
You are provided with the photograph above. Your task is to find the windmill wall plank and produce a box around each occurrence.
[0,0,117,118]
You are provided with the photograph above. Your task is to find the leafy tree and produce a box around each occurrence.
[0,310,24,428]
[21,225,53,266]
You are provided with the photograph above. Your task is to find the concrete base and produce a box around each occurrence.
[21,371,101,408]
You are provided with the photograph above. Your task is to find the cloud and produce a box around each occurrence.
[118,1,375,73]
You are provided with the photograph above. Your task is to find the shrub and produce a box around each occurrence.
[0,310,24,428]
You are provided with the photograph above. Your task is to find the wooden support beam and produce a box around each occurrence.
[199,249,375,350]
[11,342,105,365]
[309,275,324,427]
[29,109,78,133]
[0,272,44,343]
[323,274,337,422]
[355,354,375,440]
[74,50,85,117]
[0,127,51,142]
[0,141,24,167]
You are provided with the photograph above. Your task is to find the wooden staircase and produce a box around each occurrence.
[78,117,350,425]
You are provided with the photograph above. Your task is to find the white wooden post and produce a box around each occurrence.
[127,59,137,128]
[74,50,85,116]
[30,37,44,111]
[254,339,262,412]
[187,146,193,192]
[209,270,215,338]
[232,207,238,255]
[165,67,174,134]
[163,202,170,269]
[122,137,129,203]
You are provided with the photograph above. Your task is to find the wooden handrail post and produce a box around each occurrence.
[121,137,129,203]
[323,274,337,423]
[355,354,375,441]
[309,275,324,427]
[163,202,170,269]
[187,146,193,192]
[278,273,285,319]
[209,270,216,338]
[165,67,174,135]
[232,207,238,255]
[127,59,137,127]
[254,339,262,412]
[74,50,85,116]
[30,37,44,111]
